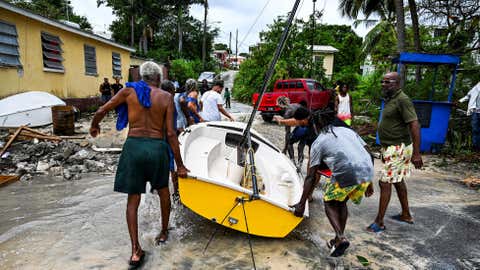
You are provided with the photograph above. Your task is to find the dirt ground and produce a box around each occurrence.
[0,101,479,270]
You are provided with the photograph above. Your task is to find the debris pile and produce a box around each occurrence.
[0,127,120,181]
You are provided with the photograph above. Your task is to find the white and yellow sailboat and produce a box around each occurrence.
[177,121,307,238]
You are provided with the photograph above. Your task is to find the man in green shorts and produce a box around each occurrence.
[367,72,423,233]
[90,61,188,268]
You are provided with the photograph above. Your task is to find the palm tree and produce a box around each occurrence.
[202,0,208,70]
[339,0,397,65]
[407,0,422,83]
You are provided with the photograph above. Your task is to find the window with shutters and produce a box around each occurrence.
[0,20,22,68]
[112,52,121,76]
[41,32,64,72]
[84,44,97,75]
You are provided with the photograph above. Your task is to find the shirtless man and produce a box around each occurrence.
[90,61,188,268]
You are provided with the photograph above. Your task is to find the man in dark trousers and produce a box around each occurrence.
[90,62,188,268]
[99,77,113,103]
[367,72,423,233]
[111,76,124,96]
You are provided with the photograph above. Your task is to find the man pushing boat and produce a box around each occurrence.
[291,108,374,257]
[90,61,188,268]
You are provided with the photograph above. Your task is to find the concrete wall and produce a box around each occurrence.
[0,8,131,98]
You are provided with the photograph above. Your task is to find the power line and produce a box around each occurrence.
[237,0,272,50]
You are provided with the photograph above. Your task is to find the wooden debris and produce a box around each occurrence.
[0,126,23,157]
[92,145,122,153]
[0,175,20,187]
[462,177,480,189]
[59,135,86,139]
[18,131,62,141]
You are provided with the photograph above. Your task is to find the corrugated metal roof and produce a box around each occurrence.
[0,1,135,52]
[307,45,339,53]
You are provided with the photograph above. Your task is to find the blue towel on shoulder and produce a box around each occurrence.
[116,80,152,131]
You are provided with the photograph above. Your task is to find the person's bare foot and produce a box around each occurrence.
[391,214,414,224]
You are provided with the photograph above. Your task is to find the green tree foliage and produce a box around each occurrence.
[233,14,362,103]
[214,43,229,51]
[8,0,92,30]
[98,0,217,64]
[168,59,198,86]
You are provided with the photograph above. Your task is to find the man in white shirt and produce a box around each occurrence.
[459,81,480,152]
[200,80,235,122]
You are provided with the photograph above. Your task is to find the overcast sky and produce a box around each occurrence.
[71,0,375,53]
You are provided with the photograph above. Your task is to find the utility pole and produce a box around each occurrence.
[65,0,71,21]
[202,0,208,70]
[229,31,232,63]
[235,29,238,65]
[229,32,232,53]
[310,0,317,78]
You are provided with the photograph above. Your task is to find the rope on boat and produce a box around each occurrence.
[203,199,241,255]
[240,197,257,270]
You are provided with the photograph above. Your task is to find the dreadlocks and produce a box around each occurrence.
[311,108,351,137]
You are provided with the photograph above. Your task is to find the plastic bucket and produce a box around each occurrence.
[51,105,75,135]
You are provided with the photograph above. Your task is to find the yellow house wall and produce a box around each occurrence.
[322,54,335,77]
[312,52,335,78]
[0,9,131,98]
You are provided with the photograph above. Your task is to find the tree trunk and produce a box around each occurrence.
[408,0,422,84]
[394,0,406,87]
[130,14,134,47]
[177,5,183,55]
[202,0,208,70]
[130,0,134,47]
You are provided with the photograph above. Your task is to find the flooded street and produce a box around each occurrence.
[1,100,480,269]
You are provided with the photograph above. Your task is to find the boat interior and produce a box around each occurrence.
[180,122,304,208]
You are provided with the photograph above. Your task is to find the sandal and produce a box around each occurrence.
[155,229,168,245]
[330,239,350,257]
[128,249,145,269]
[366,223,386,233]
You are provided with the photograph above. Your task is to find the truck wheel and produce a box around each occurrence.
[262,115,273,122]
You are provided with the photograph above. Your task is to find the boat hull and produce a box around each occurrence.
[0,107,54,127]
[179,176,303,238]
[0,91,66,127]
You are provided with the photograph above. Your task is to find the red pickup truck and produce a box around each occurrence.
[252,78,332,121]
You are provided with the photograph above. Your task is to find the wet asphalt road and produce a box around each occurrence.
[0,99,479,269]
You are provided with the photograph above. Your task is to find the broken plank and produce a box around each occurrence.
[0,126,23,157]
[0,175,20,187]
[20,131,62,141]
[92,145,122,153]
[59,135,86,139]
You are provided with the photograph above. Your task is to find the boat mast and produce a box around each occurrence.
[241,0,302,199]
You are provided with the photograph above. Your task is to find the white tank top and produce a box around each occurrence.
[338,93,351,115]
